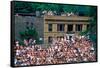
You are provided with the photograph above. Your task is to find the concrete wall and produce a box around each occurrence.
[15,16,44,41]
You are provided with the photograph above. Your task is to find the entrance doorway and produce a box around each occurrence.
[66,34,75,40]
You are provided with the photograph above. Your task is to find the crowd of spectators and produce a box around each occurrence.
[14,35,96,66]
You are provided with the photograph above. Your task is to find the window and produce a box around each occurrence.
[69,36,72,40]
[68,24,73,31]
[48,24,52,31]
[31,22,33,25]
[76,24,82,31]
[87,24,90,30]
[48,36,52,43]
[30,22,33,28]
[26,22,29,25]
[57,24,65,31]
[25,22,29,29]
[26,26,29,29]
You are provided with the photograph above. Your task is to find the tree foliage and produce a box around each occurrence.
[80,6,97,43]
[19,28,38,41]
[14,1,95,16]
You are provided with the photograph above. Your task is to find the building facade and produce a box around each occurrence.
[15,13,91,44]
[44,15,91,44]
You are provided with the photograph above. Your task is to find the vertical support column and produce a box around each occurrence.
[73,24,76,32]
[53,24,56,39]
[82,24,87,31]
[44,23,48,32]
[44,37,48,44]
[53,24,57,32]
[65,24,68,32]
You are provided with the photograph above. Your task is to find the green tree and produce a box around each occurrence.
[14,2,32,13]
[79,6,97,43]
[20,28,38,40]
[89,7,97,42]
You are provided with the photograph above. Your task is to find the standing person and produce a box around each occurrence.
[64,35,67,42]
[24,39,28,46]
[29,38,33,46]
[52,37,56,46]
[32,39,37,51]
[71,37,75,44]
[32,39,36,46]
[15,41,19,46]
